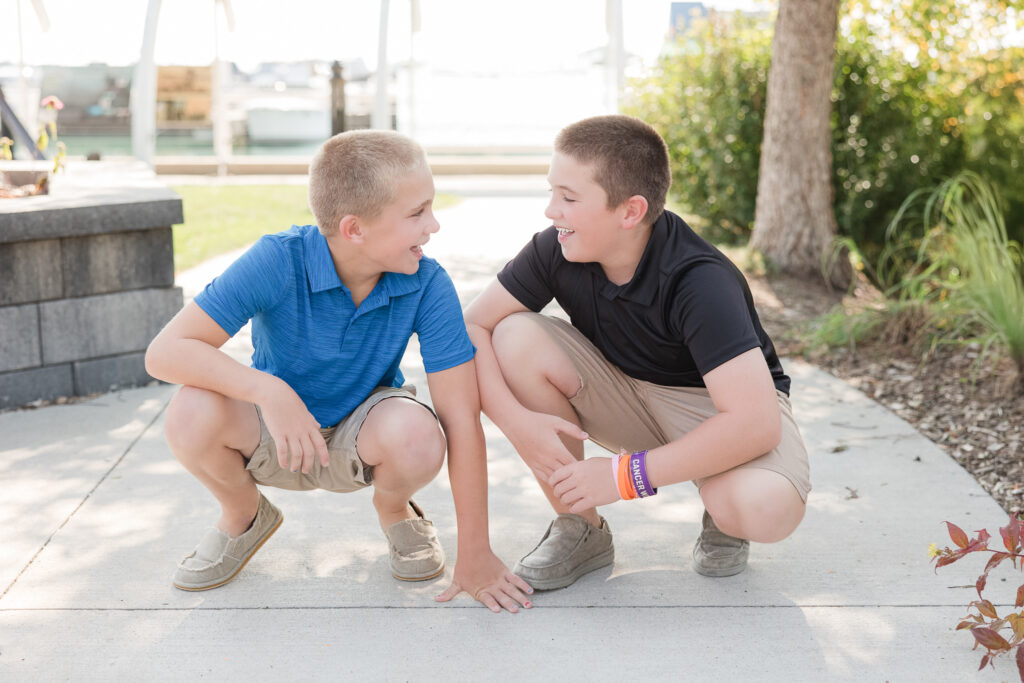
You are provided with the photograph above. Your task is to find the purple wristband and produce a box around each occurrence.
[629,450,658,498]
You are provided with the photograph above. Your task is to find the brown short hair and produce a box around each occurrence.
[555,115,671,225]
[308,130,427,235]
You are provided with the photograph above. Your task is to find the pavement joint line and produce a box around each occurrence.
[0,395,173,603]
[0,604,981,612]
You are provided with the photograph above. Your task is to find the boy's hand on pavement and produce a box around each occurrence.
[550,456,619,513]
[260,381,330,474]
[435,552,534,613]
[508,410,588,480]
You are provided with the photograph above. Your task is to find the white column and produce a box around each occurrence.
[605,0,625,114]
[372,0,391,130]
[212,0,234,175]
[131,0,162,166]
[407,0,420,138]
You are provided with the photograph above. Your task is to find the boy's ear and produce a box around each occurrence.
[621,195,649,230]
[338,214,365,243]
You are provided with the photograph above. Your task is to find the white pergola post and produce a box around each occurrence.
[372,0,391,130]
[406,0,420,138]
[605,0,625,114]
[131,0,161,166]
[212,0,235,175]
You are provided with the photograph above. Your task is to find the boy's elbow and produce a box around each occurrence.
[144,337,168,382]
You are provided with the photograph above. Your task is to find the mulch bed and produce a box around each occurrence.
[747,271,1024,515]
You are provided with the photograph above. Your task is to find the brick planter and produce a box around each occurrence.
[0,161,184,409]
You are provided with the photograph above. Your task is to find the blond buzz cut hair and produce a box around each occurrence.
[308,130,428,235]
[554,115,671,226]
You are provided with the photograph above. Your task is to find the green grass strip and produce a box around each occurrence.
[171,184,458,272]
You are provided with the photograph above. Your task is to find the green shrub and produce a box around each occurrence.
[625,1,1023,268]
[830,34,967,266]
[626,11,772,243]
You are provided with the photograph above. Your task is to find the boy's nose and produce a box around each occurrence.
[544,201,558,221]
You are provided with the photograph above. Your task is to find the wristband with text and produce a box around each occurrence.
[613,450,658,500]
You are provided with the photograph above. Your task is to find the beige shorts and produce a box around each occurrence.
[529,314,811,502]
[245,385,436,493]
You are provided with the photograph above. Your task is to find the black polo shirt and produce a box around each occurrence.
[496,210,790,395]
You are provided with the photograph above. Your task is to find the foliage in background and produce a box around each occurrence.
[626,10,772,243]
[931,516,1024,679]
[831,9,967,264]
[808,172,1024,391]
[625,0,1024,265]
[834,0,1024,269]
[171,185,458,273]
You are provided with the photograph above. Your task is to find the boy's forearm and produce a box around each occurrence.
[428,361,497,554]
[646,409,782,488]
[146,335,280,406]
[443,419,493,554]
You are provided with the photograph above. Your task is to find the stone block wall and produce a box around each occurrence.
[0,161,185,409]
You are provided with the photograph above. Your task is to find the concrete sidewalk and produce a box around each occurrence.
[0,192,1011,681]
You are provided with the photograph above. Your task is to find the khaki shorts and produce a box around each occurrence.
[528,314,811,502]
[245,385,436,493]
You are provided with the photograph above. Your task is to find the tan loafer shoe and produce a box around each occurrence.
[173,493,283,591]
[513,514,614,591]
[692,510,749,577]
[384,500,445,581]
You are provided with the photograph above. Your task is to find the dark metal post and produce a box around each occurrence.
[330,61,346,135]
[0,86,46,160]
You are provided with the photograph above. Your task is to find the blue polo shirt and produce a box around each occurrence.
[194,224,475,426]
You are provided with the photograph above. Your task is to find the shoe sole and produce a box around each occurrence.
[173,513,284,592]
[692,548,749,578]
[516,548,615,591]
[392,564,445,582]
[692,562,747,577]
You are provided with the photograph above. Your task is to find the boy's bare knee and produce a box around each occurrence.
[702,470,805,543]
[165,386,228,452]
[361,400,445,478]
[491,312,542,365]
[492,314,579,400]
[396,411,445,477]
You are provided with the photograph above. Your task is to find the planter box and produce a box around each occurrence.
[0,160,51,197]
[0,160,184,409]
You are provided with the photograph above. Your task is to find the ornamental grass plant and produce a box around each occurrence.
[808,172,1024,393]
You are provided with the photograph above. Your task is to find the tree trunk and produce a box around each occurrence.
[751,0,851,288]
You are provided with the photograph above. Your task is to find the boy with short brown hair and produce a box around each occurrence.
[464,115,810,590]
[146,130,532,612]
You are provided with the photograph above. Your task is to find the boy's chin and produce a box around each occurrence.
[559,244,586,263]
[391,260,421,275]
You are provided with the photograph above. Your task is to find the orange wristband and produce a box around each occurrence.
[614,453,638,500]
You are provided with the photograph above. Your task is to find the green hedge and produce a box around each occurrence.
[625,3,1024,268]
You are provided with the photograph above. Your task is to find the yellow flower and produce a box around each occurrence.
[928,542,939,558]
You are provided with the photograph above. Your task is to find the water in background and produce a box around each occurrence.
[55,68,611,157]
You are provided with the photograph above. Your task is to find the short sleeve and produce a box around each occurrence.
[673,262,761,376]
[414,266,476,373]
[193,236,289,337]
[496,228,558,312]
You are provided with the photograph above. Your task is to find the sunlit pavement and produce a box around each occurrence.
[0,182,1008,681]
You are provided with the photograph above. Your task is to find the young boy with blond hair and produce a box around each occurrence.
[464,115,811,590]
[146,130,532,613]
